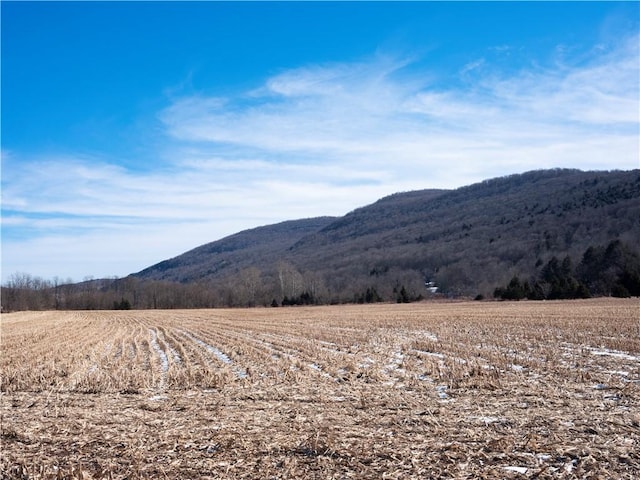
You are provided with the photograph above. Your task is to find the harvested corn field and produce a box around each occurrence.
[1,299,639,478]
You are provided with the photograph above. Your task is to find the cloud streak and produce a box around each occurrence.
[161,35,638,186]
[2,34,638,281]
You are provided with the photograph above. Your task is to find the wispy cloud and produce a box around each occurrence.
[2,34,638,281]
[162,34,638,179]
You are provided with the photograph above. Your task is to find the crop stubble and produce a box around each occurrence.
[1,299,638,478]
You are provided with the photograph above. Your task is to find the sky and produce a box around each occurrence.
[2,1,639,283]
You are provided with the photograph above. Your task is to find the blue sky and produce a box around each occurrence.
[2,2,639,282]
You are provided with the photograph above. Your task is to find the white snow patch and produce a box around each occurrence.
[412,349,445,359]
[358,356,376,368]
[419,331,439,342]
[436,385,450,400]
[604,393,622,401]
[180,330,247,379]
[148,329,169,389]
[308,362,337,380]
[564,459,577,473]
[503,466,528,474]
[385,351,404,369]
[157,330,181,365]
[148,394,168,401]
[149,329,169,374]
[589,348,640,362]
[309,363,322,371]
[471,416,504,424]
[604,370,630,376]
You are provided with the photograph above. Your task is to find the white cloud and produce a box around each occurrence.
[460,58,486,76]
[162,34,638,173]
[1,150,390,280]
[2,35,638,281]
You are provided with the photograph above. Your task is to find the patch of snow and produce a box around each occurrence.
[310,363,338,381]
[181,330,230,363]
[604,393,622,401]
[157,330,181,365]
[412,349,445,359]
[471,416,503,424]
[436,385,449,399]
[180,330,247,379]
[589,348,640,362]
[149,329,169,374]
[503,466,528,474]
[604,370,630,376]
[564,459,577,473]
[148,394,168,401]
[420,331,439,342]
[385,351,404,370]
[358,356,376,368]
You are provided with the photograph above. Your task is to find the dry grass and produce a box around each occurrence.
[1,299,639,478]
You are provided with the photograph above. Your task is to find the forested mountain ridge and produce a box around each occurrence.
[134,168,640,302]
[4,169,639,310]
[136,216,337,283]
[280,168,640,298]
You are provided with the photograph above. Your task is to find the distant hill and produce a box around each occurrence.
[134,168,640,302]
[135,217,337,283]
[4,168,638,311]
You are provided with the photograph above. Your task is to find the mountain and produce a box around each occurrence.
[135,216,337,282]
[134,168,640,302]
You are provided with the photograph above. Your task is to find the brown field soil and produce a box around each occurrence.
[1,299,639,479]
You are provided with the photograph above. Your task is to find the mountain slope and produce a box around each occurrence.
[286,169,640,296]
[135,217,337,283]
[134,169,640,300]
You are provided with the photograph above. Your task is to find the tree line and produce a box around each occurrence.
[493,240,640,300]
[3,240,638,312]
[1,261,428,312]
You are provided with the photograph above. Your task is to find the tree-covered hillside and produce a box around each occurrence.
[282,169,640,299]
[133,168,640,305]
[3,169,639,310]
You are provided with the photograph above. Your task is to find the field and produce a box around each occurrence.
[1,299,639,479]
